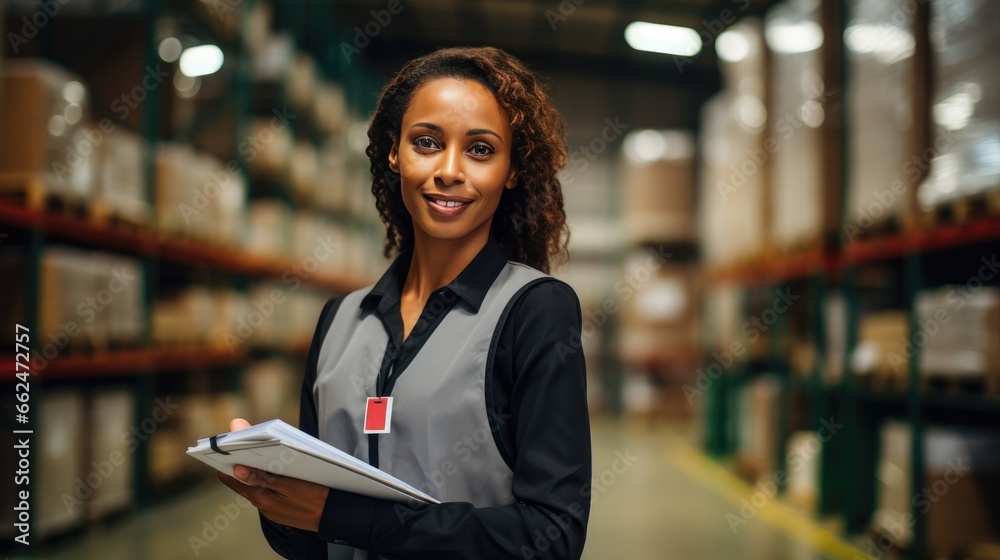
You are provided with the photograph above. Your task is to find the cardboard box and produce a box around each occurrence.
[0,60,95,202]
[622,131,695,244]
[876,421,1000,554]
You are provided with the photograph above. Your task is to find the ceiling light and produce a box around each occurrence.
[179,44,224,77]
[765,18,823,54]
[625,21,702,57]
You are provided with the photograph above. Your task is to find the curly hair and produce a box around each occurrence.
[366,46,570,274]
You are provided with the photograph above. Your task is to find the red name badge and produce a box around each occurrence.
[364,397,393,434]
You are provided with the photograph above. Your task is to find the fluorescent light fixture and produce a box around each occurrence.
[625,21,702,57]
[844,24,914,63]
[179,45,224,77]
[765,18,823,54]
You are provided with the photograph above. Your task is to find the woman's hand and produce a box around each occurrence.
[216,418,331,532]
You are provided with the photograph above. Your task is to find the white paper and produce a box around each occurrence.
[187,419,439,505]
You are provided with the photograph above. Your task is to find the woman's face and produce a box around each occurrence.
[389,77,516,245]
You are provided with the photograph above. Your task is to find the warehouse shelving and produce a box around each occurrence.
[700,1,1000,558]
[0,1,386,551]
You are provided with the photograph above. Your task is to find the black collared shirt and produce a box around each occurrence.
[260,234,592,559]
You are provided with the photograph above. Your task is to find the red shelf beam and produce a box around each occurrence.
[0,203,370,294]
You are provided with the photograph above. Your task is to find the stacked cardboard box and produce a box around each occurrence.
[0,60,95,204]
[915,286,999,383]
[155,144,246,246]
[919,0,1000,209]
[876,421,1000,554]
[851,311,909,384]
[98,128,149,224]
[618,251,698,366]
[39,247,145,351]
[621,130,695,244]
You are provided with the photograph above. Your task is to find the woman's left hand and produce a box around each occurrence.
[218,464,331,532]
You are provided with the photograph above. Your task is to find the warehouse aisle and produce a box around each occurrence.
[23,420,855,560]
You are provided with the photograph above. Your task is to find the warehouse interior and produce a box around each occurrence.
[2,0,999,558]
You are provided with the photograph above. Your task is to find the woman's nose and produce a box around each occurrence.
[435,146,466,186]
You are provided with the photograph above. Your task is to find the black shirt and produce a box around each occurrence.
[260,234,592,559]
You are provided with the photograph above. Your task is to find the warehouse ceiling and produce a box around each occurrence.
[328,0,773,129]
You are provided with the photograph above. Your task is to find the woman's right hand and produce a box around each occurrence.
[230,417,252,432]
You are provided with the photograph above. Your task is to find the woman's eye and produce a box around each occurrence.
[414,137,437,150]
[469,143,493,157]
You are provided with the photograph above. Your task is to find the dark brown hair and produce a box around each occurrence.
[366,46,569,274]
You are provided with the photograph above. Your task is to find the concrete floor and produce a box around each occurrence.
[18,419,856,560]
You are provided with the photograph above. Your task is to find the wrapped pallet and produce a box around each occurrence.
[786,431,821,511]
[851,311,910,386]
[915,286,999,386]
[98,127,149,225]
[290,141,318,201]
[765,0,840,253]
[39,248,98,351]
[245,200,292,258]
[844,0,923,235]
[919,0,1000,211]
[621,129,695,244]
[700,19,769,268]
[0,60,96,205]
[36,391,85,539]
[87,389,135,520]
[618,251,698,367]
[735,375,779,481]
[876,421,1000,555]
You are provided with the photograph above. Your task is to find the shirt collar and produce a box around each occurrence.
[360,233,508,314]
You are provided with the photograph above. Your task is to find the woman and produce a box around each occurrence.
[218,46,591,560]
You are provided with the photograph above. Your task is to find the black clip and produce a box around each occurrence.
[210,434,230,455]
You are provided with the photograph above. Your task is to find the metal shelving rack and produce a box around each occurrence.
[0,0,384,552]
[701,6,1000,557]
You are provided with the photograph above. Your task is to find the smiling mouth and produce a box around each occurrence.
[423,194,473,216]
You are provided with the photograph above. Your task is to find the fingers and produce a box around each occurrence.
[230,417,252,432]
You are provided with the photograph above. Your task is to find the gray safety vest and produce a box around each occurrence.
[314,261,551,559]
